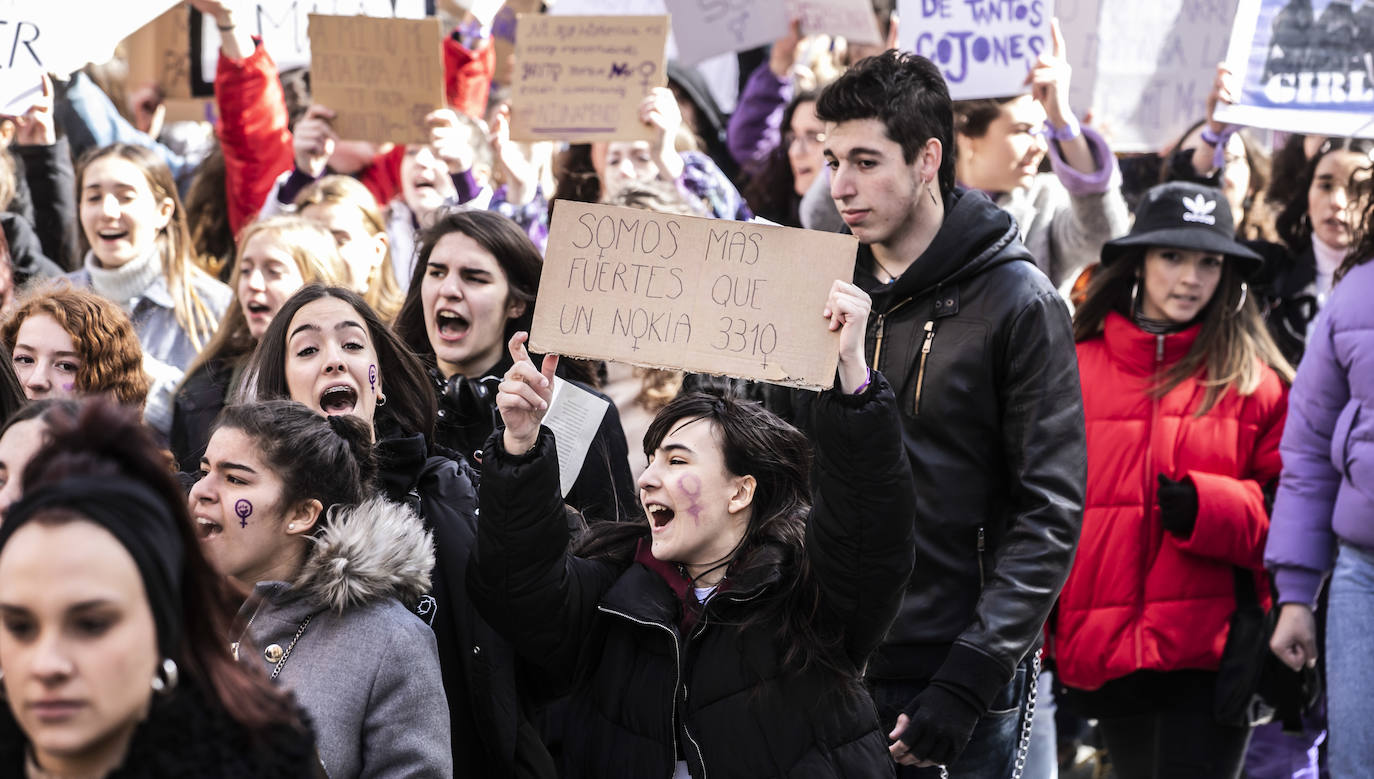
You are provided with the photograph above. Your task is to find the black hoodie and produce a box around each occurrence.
[783,188,1085,717]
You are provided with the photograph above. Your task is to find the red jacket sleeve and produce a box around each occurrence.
[444,36,495,119]
[215,40,294,235]
[1174,377,1289,569]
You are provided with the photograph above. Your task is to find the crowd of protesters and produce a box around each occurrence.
[0,0,1369,777]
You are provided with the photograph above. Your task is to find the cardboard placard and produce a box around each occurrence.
[531,202,858,390]
[665,0,788,65]
[308,14,446,145]
[199,0,426,81]
[1059,0,1240,152]
[791,0,883,46]
[122,4,193,102]
[897,0,1052,100]
[0,0,179,116]
[1213,0,1374,138]
[509,14,669,143]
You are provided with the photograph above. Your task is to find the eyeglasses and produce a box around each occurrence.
[786,130,827,149]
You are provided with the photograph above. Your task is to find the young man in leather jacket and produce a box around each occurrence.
[795,50,1087,776]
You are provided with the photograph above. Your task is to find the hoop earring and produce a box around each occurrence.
[1234,281,1248,315]
[151,658,179,695]
[1130,279,1141,314]
[375,393,387,407]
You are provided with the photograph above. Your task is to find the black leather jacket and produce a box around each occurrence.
[782,189,1086,713]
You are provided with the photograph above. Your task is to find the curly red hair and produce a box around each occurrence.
[0,282,150,408]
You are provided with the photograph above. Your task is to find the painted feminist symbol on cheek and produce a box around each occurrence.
[61,383,74,392]
[368,364,377,394]
[234,499,253,528]
[677,474,704,526]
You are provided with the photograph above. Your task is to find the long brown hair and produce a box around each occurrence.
[0,281,151,407]
[76,144,222,352]
[1336,154,1374,283]
[1073,249,1294,415]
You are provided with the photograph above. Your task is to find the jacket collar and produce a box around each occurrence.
[600,539,782,632]
[1103,311,1202,376]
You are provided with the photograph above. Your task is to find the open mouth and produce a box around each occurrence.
[320,385,358,414]
[245,301,271,316]
[647,503,675,530]
[435,310,470,342]
[195,517,222,539]
[97,230,129,241]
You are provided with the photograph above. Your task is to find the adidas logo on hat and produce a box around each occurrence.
[1181,194,1217,226]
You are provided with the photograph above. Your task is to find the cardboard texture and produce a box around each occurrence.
[510,14,669,143]
[791,0,882,45]
[665,0,787,65]
[531,201,857,390]
[492,0,542,85]
[123,4,193,101]
[896,0,1052,100]
[308,14,446,145]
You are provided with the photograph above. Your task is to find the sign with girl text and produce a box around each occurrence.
[531,201,857,390]
[897,0,1054,99]
[1215,0,1374,137]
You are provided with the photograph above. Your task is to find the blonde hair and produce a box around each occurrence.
[77,144,221,352]
[188,215,348,375]
[294,175,405,320]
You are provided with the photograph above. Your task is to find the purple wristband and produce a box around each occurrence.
[852,368,872,395]
[1201,125,1236,171]
[1043,117,1081,142]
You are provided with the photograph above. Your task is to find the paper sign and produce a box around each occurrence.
[665,0,788,65]
[1059,0,1239,152]
[1214,0,1374,138]
[896,0,1052,100]
[308,15,446,145]
[510,14,669,143]
[792,0,883,46]
[198,0,425,82]
[0,0,179,115]
[531,201,858,390]
[543,378,612,497]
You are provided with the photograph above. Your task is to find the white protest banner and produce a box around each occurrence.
[198,0,426,80]
[897,0,1052,99]
[664,0,787,65]
[1060,0,1239,152]
[510,14,669,143]
[1,0,180,115]
[1214,0,1374,138]
[531,201,858,390]
[791,0,883,46]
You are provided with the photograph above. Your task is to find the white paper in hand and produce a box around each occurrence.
[543,378,611,497]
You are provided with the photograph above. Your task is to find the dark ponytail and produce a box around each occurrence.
[214,401,375,519]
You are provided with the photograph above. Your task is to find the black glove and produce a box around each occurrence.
[1157,474,1199,538]
[897,682,982,766]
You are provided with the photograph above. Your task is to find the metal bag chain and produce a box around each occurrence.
[938,649,1041,779]
[269,614,314,681]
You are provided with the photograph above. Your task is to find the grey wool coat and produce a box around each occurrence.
[238,497,452,779]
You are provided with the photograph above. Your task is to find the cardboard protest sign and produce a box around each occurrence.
[792,0,883,46]
[492,0,542,85]
[531,201,858,390]
[1059,0,1240,152]
[1,0,179,115]
[197,0,425,86]
[1214,0,1374,138]
[897,0,1052,99]
[665,0,787,65]
[509,14,669,143]
[308,15,445,145]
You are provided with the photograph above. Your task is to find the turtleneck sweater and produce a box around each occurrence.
[83,247,163,311]
[1312,235,1345,304]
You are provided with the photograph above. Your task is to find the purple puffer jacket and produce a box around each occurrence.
[1266,259,1374,607]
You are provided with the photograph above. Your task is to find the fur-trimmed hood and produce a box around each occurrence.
[292,496,434,613]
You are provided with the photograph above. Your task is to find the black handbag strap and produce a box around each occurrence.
[1233,567,1260,609]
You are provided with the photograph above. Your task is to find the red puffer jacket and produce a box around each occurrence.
[1051,311,1287,691]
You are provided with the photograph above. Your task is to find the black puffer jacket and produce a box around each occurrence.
[376,432,556,779]
[780,188,1085,714]
[170,357,238,471]
[0,679,321,777]
[470,374,915,778]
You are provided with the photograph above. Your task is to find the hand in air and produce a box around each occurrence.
[496,332,559,455]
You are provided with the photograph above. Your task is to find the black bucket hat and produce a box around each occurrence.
[1101,182,1263,277]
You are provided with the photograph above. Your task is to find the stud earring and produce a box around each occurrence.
[288,523,296,531]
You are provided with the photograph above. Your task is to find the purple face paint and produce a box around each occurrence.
[368,364,377,394]
[234,499,253,529]
[677,474,704,526]
[61,383,75,392]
